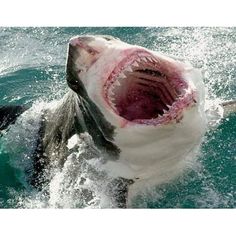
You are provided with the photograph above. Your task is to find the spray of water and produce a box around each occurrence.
[1,27,235,208]
[2,108,122,208]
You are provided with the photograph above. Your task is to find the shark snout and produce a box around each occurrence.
[69,35,94,46]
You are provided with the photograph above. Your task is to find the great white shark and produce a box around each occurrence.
[0,35,235,208]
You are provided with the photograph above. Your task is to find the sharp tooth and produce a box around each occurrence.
[110,103,116,109]
[126,66,133,72]
[142,58,147,62]
[132,61,139,67]
[153,58,159,64]
[163,109,168,114]
[109,89,115,96]
[184,88,190,94]
[119,72,126,79]
[114,80,121,86]
[172,101,177,107]
[110,100,116,107]
[153,58,158,63]
[167,105,172,109]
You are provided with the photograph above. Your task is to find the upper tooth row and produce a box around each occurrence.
[125,56,157,71]
[116,56,158,80]
[135,56,157,64]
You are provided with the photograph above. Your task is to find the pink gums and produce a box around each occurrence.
[103,49,195,127]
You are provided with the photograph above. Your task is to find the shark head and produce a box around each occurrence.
[66,35,207,182]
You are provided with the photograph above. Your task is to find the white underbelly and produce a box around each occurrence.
[102,107,206,181]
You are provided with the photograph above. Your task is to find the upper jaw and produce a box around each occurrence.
[67,40,197,127]
[103,49,197,127]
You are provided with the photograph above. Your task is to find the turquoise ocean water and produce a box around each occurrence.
[0,27,235,208]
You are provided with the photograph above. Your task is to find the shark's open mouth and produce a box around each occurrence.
[104,51,196,125]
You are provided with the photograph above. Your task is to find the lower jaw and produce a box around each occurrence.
[112,93,196,128]
[110,106,205,182]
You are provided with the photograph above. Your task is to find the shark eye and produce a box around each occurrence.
[86,46,99,56]
[102,35,118,41]
[103,37,112,41]
[87,48,96,55]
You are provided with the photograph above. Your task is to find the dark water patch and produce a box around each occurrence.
[0,66,66,105]
[0,151,25,208]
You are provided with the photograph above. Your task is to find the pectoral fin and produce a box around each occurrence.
[0,105,28,132]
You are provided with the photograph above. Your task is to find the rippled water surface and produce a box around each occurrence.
[0,27,235,208]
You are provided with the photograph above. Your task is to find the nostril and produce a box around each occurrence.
[87,48,96,55]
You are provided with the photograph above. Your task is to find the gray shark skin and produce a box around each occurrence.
[0,105,28,133]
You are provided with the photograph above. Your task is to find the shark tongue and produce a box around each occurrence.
[116,84,166,120]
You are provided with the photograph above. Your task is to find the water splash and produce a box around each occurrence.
[2,115,119,208]
[0,27,235,208]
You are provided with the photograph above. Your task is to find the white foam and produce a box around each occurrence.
[67,134,80,150]
[10,131,117,208]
